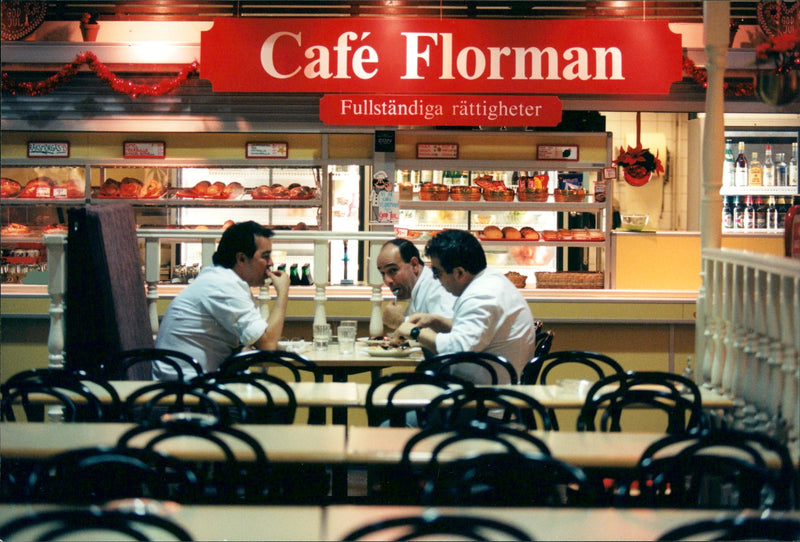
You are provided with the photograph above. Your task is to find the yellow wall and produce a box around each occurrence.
[613,232,785,290]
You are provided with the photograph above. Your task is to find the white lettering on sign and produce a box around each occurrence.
[260,31,378,80]
[27,142,69,157]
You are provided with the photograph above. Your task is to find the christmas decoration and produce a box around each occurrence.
[1,52,199,97]
[613,112,664,187]
[682,55,755,98]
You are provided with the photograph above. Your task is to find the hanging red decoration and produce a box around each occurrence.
[1,52,199,97]
[681,55,755,98]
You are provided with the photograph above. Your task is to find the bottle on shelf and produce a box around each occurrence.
[277,263,287,272]
[722,196,733,229]
[785,195,800,258]
[289,263,301,285]
[777,197,789,230]
[762,144,775,186]
[775,152,788,186]
[766,196,779,231]
[743,195,755,229]
[734,141,748,187]
[723,139,735,187]
[299,263,313,286]
[754,197,767,229]
[748,152,762,186]
[790,142,798,186]
[733,196,745,229]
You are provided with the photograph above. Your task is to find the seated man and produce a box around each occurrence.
[154,221,290,379]
[376,238,456,331]
[394,229,537,384]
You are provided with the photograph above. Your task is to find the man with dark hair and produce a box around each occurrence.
[154,221,290,378]
[394,229,536,383]
[376,238,455,331]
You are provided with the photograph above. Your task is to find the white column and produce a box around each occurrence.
[313,239,329,326]
[144,237,161,338]
[368,242,384,338]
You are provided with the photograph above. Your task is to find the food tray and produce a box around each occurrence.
[535,271,604,289]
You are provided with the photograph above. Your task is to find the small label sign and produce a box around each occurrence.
[124,141,166,159]
[27,142,69,158]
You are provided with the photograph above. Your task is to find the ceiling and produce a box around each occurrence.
[40,1,765,25]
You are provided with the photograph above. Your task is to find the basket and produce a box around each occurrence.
[535,271,604,289]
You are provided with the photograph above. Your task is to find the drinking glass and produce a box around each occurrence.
[338,323,357,355]
[313,323,331,351]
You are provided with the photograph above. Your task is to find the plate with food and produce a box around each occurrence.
[366,345,418,358]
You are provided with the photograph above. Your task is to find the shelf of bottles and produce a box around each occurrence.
[721,130,798,234]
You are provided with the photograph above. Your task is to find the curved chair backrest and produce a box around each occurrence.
[0,508,193,541]
[196,371,297,424]
[121,379,248,426]
[342,511,531,541]
[218,349,324,424]
[625,429,798,510]
[520,350,624,385]
[577,370,704,433]
[417,351,518,385]
[114,348,204,381]
[657,514,800,541]
[364,371,473,427]
[424,386,554,430]
[533,330,555,358]
[26,445,201,503]
[421,450,594,507]
[0,368,113,422]
[117,418,272,502]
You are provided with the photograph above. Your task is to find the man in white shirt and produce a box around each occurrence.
[377,238,456,332]
[154,221,290,379]
[394,229,536,383]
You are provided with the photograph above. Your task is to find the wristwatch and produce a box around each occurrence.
[409,326,422,340]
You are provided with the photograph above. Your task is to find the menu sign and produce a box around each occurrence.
[201,18,682,95]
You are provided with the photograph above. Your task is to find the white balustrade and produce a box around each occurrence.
[699,248,800,442]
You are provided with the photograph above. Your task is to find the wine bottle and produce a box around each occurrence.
[734,141,748,187]
[766,196,778,231]
[299,263,313,286]
[723,139,735,187]
[289,263,300,285]
[743,195,755,229]
[748,152,762,186]
[777,197,788,230]
[763,144,775,186]
[754,197,767,229]
[733,196,744,229]
[722,196,733,229]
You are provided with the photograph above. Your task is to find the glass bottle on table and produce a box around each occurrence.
[748,152,762,186]
[734,141,748,187]
[763,144,775,186]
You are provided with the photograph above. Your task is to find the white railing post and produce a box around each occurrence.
[313,239,329,327]
[44,233,66,369]
[144,237,161,339]
[368,242,384,338]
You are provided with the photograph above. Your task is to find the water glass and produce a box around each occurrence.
[313,323,331,351]
[338,324,357,355]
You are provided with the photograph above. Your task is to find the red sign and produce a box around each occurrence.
[201,18,682,95]
[320,94,562,126]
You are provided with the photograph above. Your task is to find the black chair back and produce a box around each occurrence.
[0,508,193,541]
[365,371,473,427]
[343,511,531,541]
[424,386,555,430]
[417,351,518,385]
[66,204,154,380]
[657,513,800,541]
[113,348,204,382]
[577,370,704,433]
[520,350,624,385]
[195,371,297,424]
[622,428,798,510]
[533,330,555,358]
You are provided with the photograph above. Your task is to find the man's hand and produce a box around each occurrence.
[268,269,290,297]
[382,300,405,330]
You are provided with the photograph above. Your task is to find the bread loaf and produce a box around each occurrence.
[482,225,503,239]
[502,226,521,239]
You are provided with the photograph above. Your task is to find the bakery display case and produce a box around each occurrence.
[390,131,614,289]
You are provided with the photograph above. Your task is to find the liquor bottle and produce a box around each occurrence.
[777,197,788,230]
[754,197,767,229]
[722,196,733,229]
[743,195,755,229]
[762,144,775,186]
[289,263,300,285]
[299,263,313,286]
[733,196,744,229]
[723,139,735,187]
[775,152,788,186]
[790,142,798,186]
[734,141,748,187]
[748,152,762,186]
[766,196,779,231]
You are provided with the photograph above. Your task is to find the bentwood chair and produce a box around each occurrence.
[218,349,324,424]
[24,445,201,504]
[195,371,298,424]
[619,428,799,510]
[657,514,800,541]
[117,416,275,503]
[112,348,204,382]
[416,351,519,385]
[364,371,473,427]
[424,386,555,430]
[0,508,193,541]
[533,329,555,358]
[343,511,531,541]
[520,350,624,430]
[576,370,705,433]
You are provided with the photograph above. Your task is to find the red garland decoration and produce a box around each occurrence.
[1,52,199,97]
[682,55,755,98]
